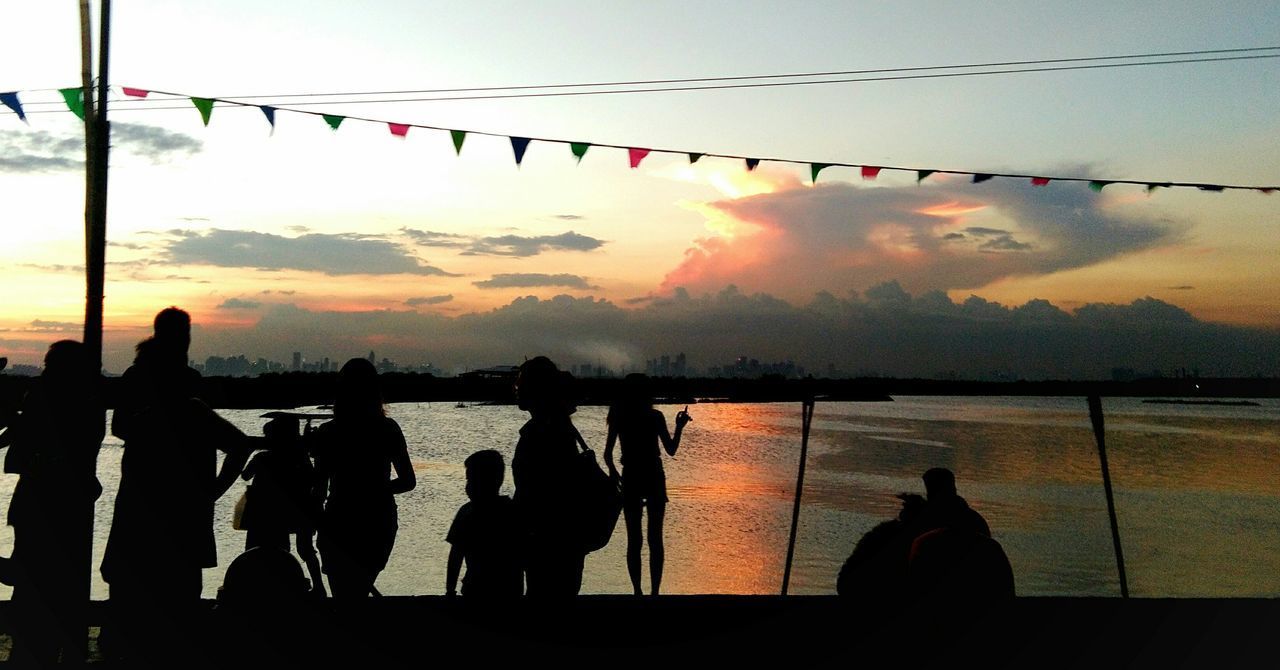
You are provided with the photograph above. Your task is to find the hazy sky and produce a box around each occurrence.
[2,2,1278,375]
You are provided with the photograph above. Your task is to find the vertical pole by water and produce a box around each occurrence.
[83,0,110,372]
[782,398,816,595]
[1087,394,1129,598]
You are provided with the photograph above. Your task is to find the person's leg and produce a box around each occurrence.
[623,499,644,595]
[647,501,666,595]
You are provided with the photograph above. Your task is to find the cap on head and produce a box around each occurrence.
[922,467,957,498]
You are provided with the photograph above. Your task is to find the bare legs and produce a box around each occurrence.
[623,499,667,595]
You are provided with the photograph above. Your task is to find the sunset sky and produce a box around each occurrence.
[2,2,1278,376]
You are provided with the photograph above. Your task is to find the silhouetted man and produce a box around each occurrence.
[909,468,1013,603]
[101,307,250,662]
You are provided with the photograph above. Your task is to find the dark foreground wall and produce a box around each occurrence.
[1,596,1274,667]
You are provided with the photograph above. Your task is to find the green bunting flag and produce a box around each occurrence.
[1088,180,1110,192]
[191,97,214,126]
[810,163,831,184]
[570,142,590,163]
[917,170,936,183]
[688,153,704,164]
[451,130,466,155]
[322,114,345,130]
[59,88,85,121]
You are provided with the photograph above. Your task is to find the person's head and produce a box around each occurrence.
[42,340,91,383]
[896,492,926,522]
[515,356,576,416]
[464,449,505,500]
[334,357,385,420]
[263,416,300,442]
[922,467,957,500]
[153,306,191,351]
[608,373,653,426]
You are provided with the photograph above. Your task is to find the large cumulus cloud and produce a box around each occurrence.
[661,178,1182,300]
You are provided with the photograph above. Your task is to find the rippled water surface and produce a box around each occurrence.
[1,396,1277,598]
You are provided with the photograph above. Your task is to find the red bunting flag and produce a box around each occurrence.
[122,87,149,98]
[389,123,410,138]
[861,166,881,180]
[628,148,650,169]
[1262,189,1275,195]
[1031,177,1050,186]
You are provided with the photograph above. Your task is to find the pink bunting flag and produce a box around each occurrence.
[388,123,410,138]
[861,166,882,180]
[1031,177,1050,186]
[122,87,149,98]
[628,148,650,169]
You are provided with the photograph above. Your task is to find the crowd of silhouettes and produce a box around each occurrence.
[0,305,1026,662]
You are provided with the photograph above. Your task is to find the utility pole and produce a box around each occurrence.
[80,0,111,372]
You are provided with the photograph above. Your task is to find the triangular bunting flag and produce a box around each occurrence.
[451,130,466,155]
[389,123,410,137]
[1198,185,1224,192]
[628,148,650,169]
[811,163,832,184]
[916,170,936,183]
[861,166,882,180]
[570,142,590,163]
[59,88,85,121]
[1031,177,1050,186]
[1145,183,1170,193]
[972,173,994,184]
[121,87,149,98]
[688,153,704,164]
[322,114,345,130]
[511,137,531,166]
[745,158,760,171]
[1262,189,1275,195]
[191,97,214,126]
[1088,180,1110,192]
[259,106,276,132]
[0,92,25,122]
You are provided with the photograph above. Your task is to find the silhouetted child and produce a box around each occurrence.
[241,416,326,597]
[445,449,523,598]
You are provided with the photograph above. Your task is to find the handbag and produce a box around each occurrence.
[572,426,623,553]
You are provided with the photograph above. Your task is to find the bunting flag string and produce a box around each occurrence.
[1,83,1277,195]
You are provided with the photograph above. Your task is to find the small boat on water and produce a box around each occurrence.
[455,401,467,408]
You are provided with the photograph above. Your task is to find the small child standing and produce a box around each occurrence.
[445,449,522,598]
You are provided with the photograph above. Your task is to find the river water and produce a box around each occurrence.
[1,396,1277,599]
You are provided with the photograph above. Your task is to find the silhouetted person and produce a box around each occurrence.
[511,356,587,597]
[836,493,925,605]
[240,416,325,597]
[3,340,103,665]
[918,467,991,538]
[604,373,690,596]
[100,307,252,662]
[305,357,416,601]
[445,449,522,599]
[909,467,1012,603]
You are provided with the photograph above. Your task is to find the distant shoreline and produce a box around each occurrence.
[4,374,1275,410]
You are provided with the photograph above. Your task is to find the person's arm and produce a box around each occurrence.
[604,424,620,481]
[445,544,463,597]
[213,446,248,500]
[658,408,690,457]
[387,421,416,495]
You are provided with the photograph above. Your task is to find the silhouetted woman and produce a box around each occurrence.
[307,358,416,600]
[604,373,689,595]
[511,356,587,597]
[4,340,103,665]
